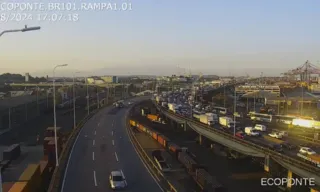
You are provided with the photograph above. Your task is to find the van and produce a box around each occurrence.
[254,124,267,131]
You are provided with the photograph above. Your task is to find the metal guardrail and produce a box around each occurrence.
[126,103,178,192]
[47,97,120,192]
[293,135,320,145]
[154,102,320,176]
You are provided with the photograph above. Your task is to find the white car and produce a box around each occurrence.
[299,147,316,155]
[109,170,127,190]
[268,132,282,139]
[254,124,267,131]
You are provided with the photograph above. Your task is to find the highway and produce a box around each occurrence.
[61,97,163,192]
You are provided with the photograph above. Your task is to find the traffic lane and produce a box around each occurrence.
[62,116,101,192]
[93,113,119,192]
[111,108,163,192]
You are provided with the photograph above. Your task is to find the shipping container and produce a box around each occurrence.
[152,131,159,140]
[169,143,181,153]
[3,182,15,192]
[161,135,171,148]
[178,152,197,172]
[129,120,136,127]
[157,135,165,146]
[45,127,61,137]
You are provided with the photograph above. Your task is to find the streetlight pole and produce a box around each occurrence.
[53,64,68,167]
[0,24,41,192]
[233,89,236,136]
[73,72,79,129]
[86,77,90,115]
[0,25,41,37]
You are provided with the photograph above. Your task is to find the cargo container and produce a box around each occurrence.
[45,127,61,137]
[169,143,181,153]
[178,152,197,172]
[152,131,159,140]
[199,114,214,126]
[147,114,163,123]
[129,120,136,127]
[3,144,21,161]
[162,135,171,148]
[157,135,165,146]
[3,182,15,192]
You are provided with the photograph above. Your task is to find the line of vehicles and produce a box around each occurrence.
[129,118,226,192]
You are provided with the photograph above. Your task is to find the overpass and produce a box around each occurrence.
[153,102,320,189]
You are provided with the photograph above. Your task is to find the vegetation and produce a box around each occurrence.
[0,73,47,84]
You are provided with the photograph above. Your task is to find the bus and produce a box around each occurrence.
[275,115,296,125]
[248,112,272,123]
[213,107,227,115]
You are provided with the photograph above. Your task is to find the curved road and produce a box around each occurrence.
[61,97,163,192]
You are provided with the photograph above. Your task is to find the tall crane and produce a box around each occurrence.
[282,60,320,85]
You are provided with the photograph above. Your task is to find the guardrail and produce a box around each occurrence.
[47,97,120,192]
[294,134,320,145]
[154,101,320,176]
[126,103,178,192]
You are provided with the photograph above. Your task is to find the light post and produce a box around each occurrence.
[0,25,40,37]
[233,89,236,136]
[73,72,80,129]
[86,77,90,115]
[0,25,41,192]
[53,64,68,167]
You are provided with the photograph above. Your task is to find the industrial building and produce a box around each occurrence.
[86,76,119,84]
[235,85,281,97]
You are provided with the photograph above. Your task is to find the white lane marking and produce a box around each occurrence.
[61,115,87,192]
[115,152,119,162]
[92,152,95,161]
[98,123,100,127]
[93,170,98,186]
[112,140,114,146]
[84,135,87,138]
[93,140,95,146]
[124,113,164,191]
[111,131,113,136]
[94,130,96,135]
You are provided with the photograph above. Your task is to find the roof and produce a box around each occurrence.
[0,95,47,111]
[111,170,123,177]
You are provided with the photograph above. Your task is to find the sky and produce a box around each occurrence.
[0,0,319,77]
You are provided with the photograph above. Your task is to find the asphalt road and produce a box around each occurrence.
[62,97,163,192]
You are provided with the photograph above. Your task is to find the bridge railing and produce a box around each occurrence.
[154,102,320,176]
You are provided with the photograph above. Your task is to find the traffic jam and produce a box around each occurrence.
[153,87,320,168]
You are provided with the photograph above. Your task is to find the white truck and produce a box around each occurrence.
[199,114,214,126]
[168,103,178,113]
[244,127,260,136]
[219,117,234,128]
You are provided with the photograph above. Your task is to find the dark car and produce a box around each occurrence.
[281,142,297,150]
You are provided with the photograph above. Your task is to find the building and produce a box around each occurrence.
[25,73,29,82]
[235,85,280,97]
[101,76,118,83]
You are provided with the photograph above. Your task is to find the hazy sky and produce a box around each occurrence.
[0,0,319,77]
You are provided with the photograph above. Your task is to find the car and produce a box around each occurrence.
[235,131,245,139]
[109,170,127,189]
[299,147,316,155]
[268,132,282,139]
[281,142,297,150]
[254,124,267,131]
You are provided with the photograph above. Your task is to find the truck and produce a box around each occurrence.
[219,117,234,128]
[147,114,165,124]
[199,114,214,126]
[244,127,260,136]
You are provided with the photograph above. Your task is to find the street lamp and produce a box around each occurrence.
[73,72,80,129]
[53,64,68,167]
[85,77,90,115]
[0,25,40,37]
[0,24,41,192]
